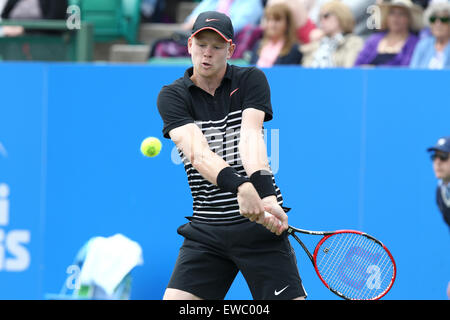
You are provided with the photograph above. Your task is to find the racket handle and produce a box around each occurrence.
[264,211,282,226]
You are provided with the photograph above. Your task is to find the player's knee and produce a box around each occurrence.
[163,288,203,300]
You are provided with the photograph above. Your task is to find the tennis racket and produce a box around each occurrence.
[264,212,397,300]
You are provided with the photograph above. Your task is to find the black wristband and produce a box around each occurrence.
[250,170,277,199]
[216,167,250,194]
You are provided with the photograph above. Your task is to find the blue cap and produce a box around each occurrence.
[427,136,450,153]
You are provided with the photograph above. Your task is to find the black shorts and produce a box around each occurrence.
[167,220,307,300]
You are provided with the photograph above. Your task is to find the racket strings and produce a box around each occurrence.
[317,234,373,298]
[321,232,354,274]
[339,237,384,297]
[359,244,394,298]
[317,234,364,273]
[331,235,391,299]
[319,232,359,283]
[326,235,392,299]
[315,232,395,300]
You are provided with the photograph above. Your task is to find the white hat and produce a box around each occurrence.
[379,0,424,31]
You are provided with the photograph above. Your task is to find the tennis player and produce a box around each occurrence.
[157,11,306,300]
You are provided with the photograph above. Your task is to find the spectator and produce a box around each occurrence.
[354,0,423,67]
[249,2,302,67]
[309,0,377,38]
[0,0,68,37]
[410,0,450,68]
[266,0,317,44]
[182,0,263,35]
[301,0,363,67]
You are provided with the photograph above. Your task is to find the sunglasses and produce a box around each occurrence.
[431,153,450,161]
[320,12,333,20]
[429,16,450,24]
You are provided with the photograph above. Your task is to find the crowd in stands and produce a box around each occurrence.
[0,0,448,68]
[148,0,450,69]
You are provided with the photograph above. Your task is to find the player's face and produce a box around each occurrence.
[188,30,235,79]
[432,151,450,182]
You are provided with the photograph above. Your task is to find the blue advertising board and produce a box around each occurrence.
[0,63,47,299]
[0,63,448,300]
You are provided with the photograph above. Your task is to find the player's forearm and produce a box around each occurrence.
[170,123,230,184]
[193,147,255,198]
[239,127,271,177]
[190,147,229,185]
[239,128,278,201]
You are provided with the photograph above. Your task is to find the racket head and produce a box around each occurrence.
[312,230,396,300]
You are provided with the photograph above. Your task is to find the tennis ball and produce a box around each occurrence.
[140,137,162,157]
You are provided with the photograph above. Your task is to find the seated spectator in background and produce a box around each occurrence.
[266,0,317,44]
[182,0,263,35]
[410,0,450,68]
[249,2,302,67]
[354,0,423,66]
[0,0,68,37]
[301,0,363,67]
[308,0,377,38]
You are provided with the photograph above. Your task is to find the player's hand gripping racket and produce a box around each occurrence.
[264,211,396,300]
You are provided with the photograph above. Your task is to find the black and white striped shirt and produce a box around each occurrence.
[157,64,284,225]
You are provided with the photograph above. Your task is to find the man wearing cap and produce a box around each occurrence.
[427,136,450,228]
[427,136,450,299]
[157,11,307,300]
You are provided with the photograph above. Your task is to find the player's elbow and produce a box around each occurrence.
[239,138,269,169]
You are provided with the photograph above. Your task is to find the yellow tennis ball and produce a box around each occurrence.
[140,137,162,157]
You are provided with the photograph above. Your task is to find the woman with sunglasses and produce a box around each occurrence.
[301,0,363,68]
[410,1,450,69]
[354,0,423,67]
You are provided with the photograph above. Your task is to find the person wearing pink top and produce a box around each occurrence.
[250,2,302,67]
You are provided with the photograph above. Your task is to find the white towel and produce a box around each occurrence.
[79,234,143,296]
